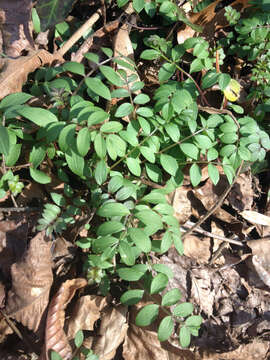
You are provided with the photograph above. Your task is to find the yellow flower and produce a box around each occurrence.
[224,79,241,102]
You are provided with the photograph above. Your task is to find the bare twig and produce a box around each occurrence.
[56,10,102,58]
[182,160,244,240]
[181,221,243,246]
[198,105,240,129]
[72,19,120,63]
[0,309,23,340]
[0,206,41,212]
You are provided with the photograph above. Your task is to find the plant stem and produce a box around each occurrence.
[109,128,158,171]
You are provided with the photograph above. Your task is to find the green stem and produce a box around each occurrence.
[160,53,210,106]
[109,128,158,171]
[158,128,204,154]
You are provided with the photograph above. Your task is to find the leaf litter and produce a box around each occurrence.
[0,0,270,359]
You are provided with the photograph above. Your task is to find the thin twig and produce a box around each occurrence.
[56,9,102,57]
[0,206,41,212]
[0,309,23,340]
[198,105,240,129]
[181,221,243,246]
[72,19,121,63]
[182,160,244,240]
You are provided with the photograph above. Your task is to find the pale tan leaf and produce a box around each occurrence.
[167,187,192,225]
[42,278,87,360]
[5,231,53,332]
[92,305,128,360]
[241,211,270,226]
[252,255,270,288]
[183,235,211,263]
[114,23,141,95]
[0,49,62,99]
[247,239,270,288]
[67,295,108,340]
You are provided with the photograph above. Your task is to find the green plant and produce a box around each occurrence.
[1,0,270,351]
[220,7,270,123]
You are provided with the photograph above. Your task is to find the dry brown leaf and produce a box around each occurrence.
[92,304,128,360]
[227,172,253,212]
[123,323,196,360]
[0,0,33,57]
[123,301,195,360]
[67,295,108,340]
[5,231,53,332]
[167,187,192,224]
[41,278,87,360]
[183,234,211,263]
[0,49,62,99]
[0,220,27,278]
[193,175,240,224]
[51,236,76,276]
[198,340,269,360]
[177,0,251,44]
[0,219,28,275]
[247,239,270,288]
[17,182,46,207]
[0,313,13,344]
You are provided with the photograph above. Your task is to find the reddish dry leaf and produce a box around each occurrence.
[5,231,53,332]
[67,295,108,340]
[92,305,128,360]
[0,49,62,99]
[41,278,87,360]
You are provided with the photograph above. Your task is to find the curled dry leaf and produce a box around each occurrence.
[42,278,87,360]
[67,295,108,340]
[0,49,62,100]
[92,305,128,360]
[5,231,53,332]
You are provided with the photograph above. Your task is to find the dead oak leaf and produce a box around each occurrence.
[67,295,108,340]
[92,304,128,360]
[5,231,53,332]
[0,49,62,99]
